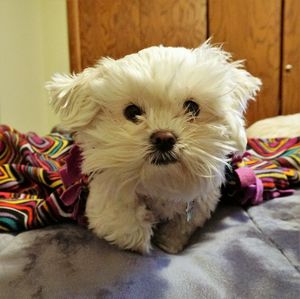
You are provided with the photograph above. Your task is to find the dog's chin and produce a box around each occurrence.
[149,151,178,166]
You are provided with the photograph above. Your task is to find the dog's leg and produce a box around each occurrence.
[86,174,155,254]
[153,190,220,254]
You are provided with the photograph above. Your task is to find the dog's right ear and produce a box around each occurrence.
[46,67,101,130]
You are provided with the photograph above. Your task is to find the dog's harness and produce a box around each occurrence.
[0,125,299,233]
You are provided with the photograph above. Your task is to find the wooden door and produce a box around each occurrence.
[67,0,293,125]
[67,0,207,72]
[281,0,300,114]
[209,0,282,125]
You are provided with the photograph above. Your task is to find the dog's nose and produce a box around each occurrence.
[150,131,177,152]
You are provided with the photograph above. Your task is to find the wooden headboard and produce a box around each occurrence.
[67,0,300,125]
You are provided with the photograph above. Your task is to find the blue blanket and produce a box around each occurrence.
[0,191,299,298]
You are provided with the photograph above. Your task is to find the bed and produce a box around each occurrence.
[0,117,299,299]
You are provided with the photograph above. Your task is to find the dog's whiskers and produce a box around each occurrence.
[149,149,178,166]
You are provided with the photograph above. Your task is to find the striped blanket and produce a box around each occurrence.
[224,138,300,205]
[0,125,299,232]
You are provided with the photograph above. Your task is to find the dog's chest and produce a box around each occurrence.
[138,193,186,221]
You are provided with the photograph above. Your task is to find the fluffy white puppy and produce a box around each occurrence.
[47,41,261,254]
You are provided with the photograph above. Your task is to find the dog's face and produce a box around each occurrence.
[47,42,261,201]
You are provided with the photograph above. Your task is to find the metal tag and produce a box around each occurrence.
[186,200,194,222]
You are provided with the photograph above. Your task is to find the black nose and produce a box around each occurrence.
[150,131,177,152]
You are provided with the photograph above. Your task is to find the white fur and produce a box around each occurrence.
[46,41,261,253]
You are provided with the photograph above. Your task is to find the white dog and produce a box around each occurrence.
[47,41,261,254]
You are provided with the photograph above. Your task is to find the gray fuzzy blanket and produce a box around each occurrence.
[0,192,299,299]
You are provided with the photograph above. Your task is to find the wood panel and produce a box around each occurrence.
[67,0,82,73]
[67,0,207,72]
[209,0,281,125]
[282,0,300,114]
[140,0,207,48]
[68,0,141,71]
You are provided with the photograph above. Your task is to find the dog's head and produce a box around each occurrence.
[47,42,261,200]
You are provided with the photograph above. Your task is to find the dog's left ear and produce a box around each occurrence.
[229,61,262,115]
[46,67,101,130]
[195,42,261,152]
[228,62,262,152]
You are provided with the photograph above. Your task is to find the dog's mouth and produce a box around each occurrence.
[149,150,178,166]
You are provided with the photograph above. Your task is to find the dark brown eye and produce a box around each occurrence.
[124,104,143,122]
[183,100,200,116]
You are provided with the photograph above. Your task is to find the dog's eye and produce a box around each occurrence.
[124,104,143,122]
[183,100,200,116]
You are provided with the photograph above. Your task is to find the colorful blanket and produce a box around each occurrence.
[0,125,299,233]
[0,125,87,232]
[224,138,300,205]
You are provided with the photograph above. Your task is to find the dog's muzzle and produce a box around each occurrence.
[149,130,178,165]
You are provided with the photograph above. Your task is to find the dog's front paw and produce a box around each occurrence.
[153,230,184,254]
[153,218,190,254]
[111,224,153,254]
[87,197,155,254]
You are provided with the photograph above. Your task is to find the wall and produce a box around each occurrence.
[0,0,70,134]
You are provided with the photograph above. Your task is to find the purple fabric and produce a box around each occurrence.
[235,167,264,205]
[59,145,89,226]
